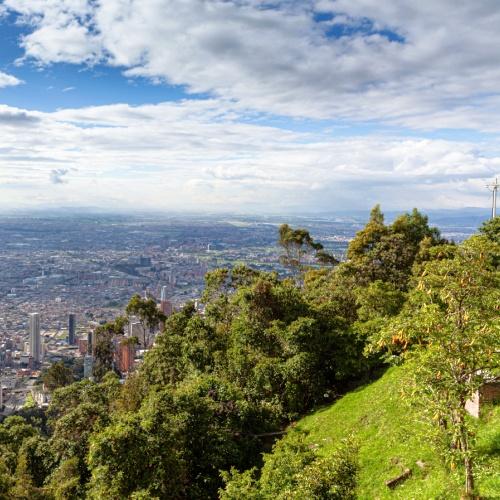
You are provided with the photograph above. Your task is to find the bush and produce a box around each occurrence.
[220,433,358,499]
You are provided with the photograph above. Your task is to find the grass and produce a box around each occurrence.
[283,366,499,499]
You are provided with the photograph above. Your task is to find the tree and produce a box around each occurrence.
[278,224,337,272]
[346,206,444,289]
[46,457,82,500]
[126,295,165,348]
[92,318,126,381]
[383,236,499,497]
[47,375,120,488]
[479,215,500,244]
[220,433,358,499]
[16,435,55,488]
[0,458,14,499]
[347,204,387,261]
[42,362,74,392]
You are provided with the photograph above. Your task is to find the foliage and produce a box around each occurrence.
[278,223,338,271]
[383,235,500,497]
[42,361,75,392]
[46,457,83,499]
[126,295,165,348]
[292,440,358,499]
[346,206,444,290]
[479,215,500,244]
[0,209,497,499]
[46,374,121,489]
[88,375,267,499]
[220,433,358,499]
[92,317,126,381]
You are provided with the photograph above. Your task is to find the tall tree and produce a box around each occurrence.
[278,224,337,272]
[92,317,127,380]
[346,206,444,289]
[383,236,499,497]
[126,295,165,348]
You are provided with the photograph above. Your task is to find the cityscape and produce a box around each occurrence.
[0,0,499,497]
[0,209,485,414]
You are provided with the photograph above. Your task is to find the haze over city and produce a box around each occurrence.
[0,0,499,213]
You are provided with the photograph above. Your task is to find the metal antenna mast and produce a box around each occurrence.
[486,177,499,219]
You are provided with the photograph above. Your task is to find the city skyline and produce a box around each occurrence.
[0,1,499,213]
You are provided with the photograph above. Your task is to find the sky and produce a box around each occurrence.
[0,0,499,214]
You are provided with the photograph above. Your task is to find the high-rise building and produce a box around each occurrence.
[83,355,93,379]
[87,331,93,355]
[77,338,88,355]
[128,320,145,345]
[29,313,41,364]
[68,313,76,345]
[160,286,173,316]
[115,342,135,374]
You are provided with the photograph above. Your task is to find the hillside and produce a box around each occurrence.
[286,366,500,499]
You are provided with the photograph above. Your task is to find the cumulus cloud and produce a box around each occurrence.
[0,101,497,212]
[4,0,500,128]
[0,71,23,88]
[0,106,40,125]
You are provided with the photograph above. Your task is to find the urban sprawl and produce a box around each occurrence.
[0,212,477,414]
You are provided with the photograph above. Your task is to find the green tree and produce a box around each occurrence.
[92,318,126,381]
[0,416,37,457]
[346,206,443,289]
[278,224,337,272]
[347,204,387,262]
[220,433,358,500]
[47,374,120,487]
[16,435,55,488]
[126,295,165,348]
[46,457,82,500]
[479,215,500,244]
[384,236,500,497]
[42,361,74,392]
[0,458,14,499]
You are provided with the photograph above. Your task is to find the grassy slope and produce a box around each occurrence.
[288,366,499,499]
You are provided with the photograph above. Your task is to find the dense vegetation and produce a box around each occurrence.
[264,366,499,499]
[0,208,497,499]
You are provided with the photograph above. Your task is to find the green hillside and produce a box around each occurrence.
[288,367,499,499]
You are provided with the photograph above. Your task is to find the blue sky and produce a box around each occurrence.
[0,0,499,213]
[0,12,198,111]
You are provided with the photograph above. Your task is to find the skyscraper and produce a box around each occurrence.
[83,355,93,379]
[87,331,93,355]
[160,286,173,316]
[29,313,41,364]
[68,313,76,345]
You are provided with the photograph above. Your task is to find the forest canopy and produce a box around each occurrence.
[0,209,498,499]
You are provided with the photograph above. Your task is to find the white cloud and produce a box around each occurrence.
[0,71,23,88]
[49,168,70,184]
[4,0,500,129]
[0,101,498,212]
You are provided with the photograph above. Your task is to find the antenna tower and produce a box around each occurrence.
[486,177,499,219]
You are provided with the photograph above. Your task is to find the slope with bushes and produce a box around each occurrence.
[287,366,499,499]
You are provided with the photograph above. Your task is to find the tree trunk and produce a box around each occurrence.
[458,420,474,498]
[464,455,474,498]
[457,396,475,498]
